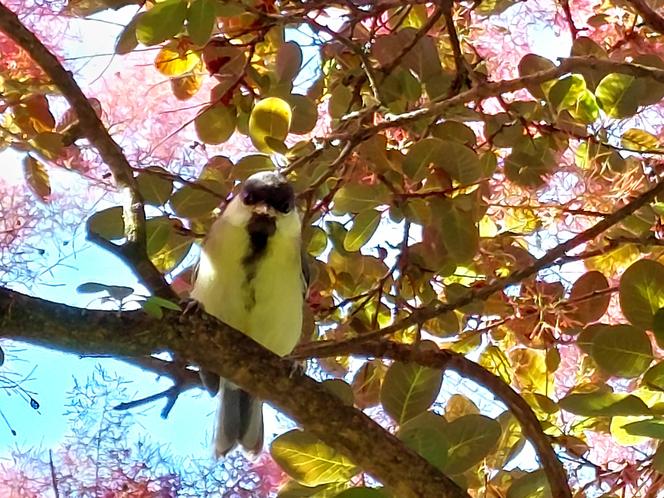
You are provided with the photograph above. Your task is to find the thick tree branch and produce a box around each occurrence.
[309,341,572,498]
[294,175,664,355]
[0,2,173,299]
[626,0,664,34]
[0,287,470,498]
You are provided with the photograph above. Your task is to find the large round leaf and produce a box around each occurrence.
[380,361,443,425]
[443,414,501,475]
[559,391,651,417]
[619,259,664,330]
[595,73,641,118]
[270,430,358,486]
[344,210,381,252]
[136,0,187,46]
[249,97,292,152]
[566,271,611,325]
[397,412,449,470]
[187,0,216,46]
[590,324,652,378]
[195,103,236,145]
[136,166,173,206]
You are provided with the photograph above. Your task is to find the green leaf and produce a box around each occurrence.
[443,414,501,474]
[517,54,556,99]
[507,470,551,498]
[136,166,173,206]
[566,271,610,325]
[328,85,353,119]
[195,103,237,145]
[619,259,664,330]
[622,418,664,439]
[321,379,354,406]
[643,361,664,391]
[136,0,187,46]
[595,73,641,118]
[344,210,381,252]
[504,137,557,187]
[148,224,193,273]
[438,199,479,264]
[397,412,449,470]
[380,362,443,425]
[271,430,358,486]
[306,226,328,257]
[278,481,351,498]
[233,154,275,180]
[559,391,651,417]
[435,140,482,185]
[23,155,51,201]
[87,206,124,240]
[170,185,219,219]
[249,97,292,152]
[187,0,215,46]
[403,138,441,181]
[332,183,390,213]
[621,128,661,151]
[431,121,476,147]
[590,324,653,378]
[287,94,318,135]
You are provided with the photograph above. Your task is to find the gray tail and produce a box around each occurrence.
[214,380,264,458]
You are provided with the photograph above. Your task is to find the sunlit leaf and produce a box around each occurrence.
[195,103,236,145]
[271,430,358,486]
[621,128,661,151]
[507,470,550,498]
[136,0,187,46]
[619,259,664,330]
[344,210,381,252]
[443,414,501,474]
[559,391,651,417]
[621,418,664,439]
[397,412,449,469]
[136,166,173,206]
[187,0,216,46]
[23,155,50,202]
[87,206,124,240]
[170,185,220,219]
[249,97,292,152]
[155,41,200,76]
[171,72,204,100]
[595,73,640,118]
[380,361,443,425]
[590,324,652,378]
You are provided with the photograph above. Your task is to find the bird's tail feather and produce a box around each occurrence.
[214,380,264,458]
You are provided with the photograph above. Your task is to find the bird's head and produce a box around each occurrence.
[240,171,295,217]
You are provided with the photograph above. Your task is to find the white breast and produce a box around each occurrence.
[191,198,303,357]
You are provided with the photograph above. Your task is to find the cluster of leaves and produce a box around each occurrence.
[3,0,664,496]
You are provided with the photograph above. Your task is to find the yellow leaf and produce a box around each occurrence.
[155,41,200,76]
[248,97,292,152]
[23,155,51,202]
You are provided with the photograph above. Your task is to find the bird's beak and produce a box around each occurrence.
[252,203,276,217]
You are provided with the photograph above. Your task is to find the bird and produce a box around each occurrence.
[190,170,305,457]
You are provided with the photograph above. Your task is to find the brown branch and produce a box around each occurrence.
[293,175,664,355]
[0,287,470,498]
[0,3,174,299]
[334,56,664,143]
[626,0,664,34]
[310,341,572,498]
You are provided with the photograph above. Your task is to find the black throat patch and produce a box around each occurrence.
[242,213,277,310]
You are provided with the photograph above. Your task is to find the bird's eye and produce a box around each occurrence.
[242,191,256,205]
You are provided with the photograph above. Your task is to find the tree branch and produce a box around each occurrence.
[626,0,664,34]
[0,2,174,299]
[309,340,572,498]
[0,286,470,498]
